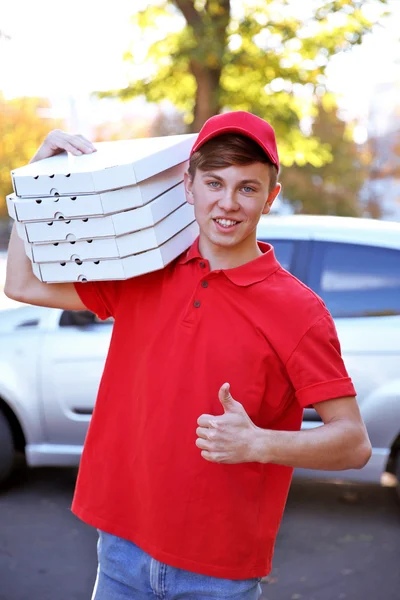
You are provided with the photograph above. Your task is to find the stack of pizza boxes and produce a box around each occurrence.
[7,135,199,283]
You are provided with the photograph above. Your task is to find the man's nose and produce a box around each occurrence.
[217,190,239,211]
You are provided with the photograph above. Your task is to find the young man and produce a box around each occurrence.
[5,111,371,600]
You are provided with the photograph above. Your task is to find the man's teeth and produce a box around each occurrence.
[215,218,238,227]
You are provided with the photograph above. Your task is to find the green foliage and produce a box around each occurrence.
[279,103,370,216]
[0,95,63,220]
[98,0,388,169]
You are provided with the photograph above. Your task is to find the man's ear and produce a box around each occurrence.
[262,183,281,215]
[184,171,194,205]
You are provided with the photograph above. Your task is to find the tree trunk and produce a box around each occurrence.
[173,0,230,131]
[190,60,221,132]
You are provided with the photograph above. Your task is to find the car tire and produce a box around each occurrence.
[396,457,400,504]
[0,409,15,486]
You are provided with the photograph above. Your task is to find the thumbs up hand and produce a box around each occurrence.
[196,383,262,464]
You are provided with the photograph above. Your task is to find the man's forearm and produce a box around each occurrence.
[253,421,371,471]
[4,223,37,299]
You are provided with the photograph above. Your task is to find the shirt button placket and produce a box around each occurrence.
[193,261,209,310]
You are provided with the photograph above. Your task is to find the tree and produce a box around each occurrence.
[279,100,372,216]
[0,95,63,220]
[99,0,389,168]
[360,126,400,218]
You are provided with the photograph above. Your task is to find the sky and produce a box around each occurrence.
[1,0,399,138]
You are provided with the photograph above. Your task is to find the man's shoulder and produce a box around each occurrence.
[254,266,331,360]
[121,254,183,292]
[261,265,326,314]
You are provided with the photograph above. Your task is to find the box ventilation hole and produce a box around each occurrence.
[60,262,66,266]
[65,174,71,178]
[35,199,42,204]
[87,240,93,244]
[82,218,88,223]
[71,197,77,201]
[33,176,39,180]
[47,222,54,226]
[78,275,88,282]
[53,243,59,246]
[94,261,100,265]
[49,174,55,179]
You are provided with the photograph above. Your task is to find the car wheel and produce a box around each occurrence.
[0,409,15,486]
[396,457,400,503]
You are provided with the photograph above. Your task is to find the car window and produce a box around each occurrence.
[262,239,295,272]
[313,242,400,318]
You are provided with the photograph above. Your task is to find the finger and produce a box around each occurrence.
[196,426,215,440]
[63,142,83,156]
[218,382,236,412]
[196,437,211,450]
[70,135,96,154]
[201,450,214,462]
[197,414,221,427]
[74,134,97,152]
[201,450,225,463]
[48,132,93,155]
[46,133,83,155]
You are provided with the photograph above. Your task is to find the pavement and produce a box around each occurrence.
[0,466,399,600]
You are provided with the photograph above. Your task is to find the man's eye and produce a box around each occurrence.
[242,186,255,193]
[207,181,220,188]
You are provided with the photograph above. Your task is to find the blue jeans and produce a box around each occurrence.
[92,530,263,600]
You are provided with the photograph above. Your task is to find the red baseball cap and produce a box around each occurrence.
[190,110,279,170]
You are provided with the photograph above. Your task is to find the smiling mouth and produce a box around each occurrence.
[214,218,240,228]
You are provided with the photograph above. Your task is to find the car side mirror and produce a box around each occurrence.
[60,310,97,327]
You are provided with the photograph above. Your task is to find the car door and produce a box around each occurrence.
[306,240,400,408]
[40,310,113,446]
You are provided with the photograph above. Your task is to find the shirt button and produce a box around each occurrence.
[201,281,208,288]
[199,261,206,268]
[193,300,201,308]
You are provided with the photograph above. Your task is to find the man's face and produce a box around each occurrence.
[184,162,280,250]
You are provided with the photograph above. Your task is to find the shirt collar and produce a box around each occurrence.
[178,237,280,287]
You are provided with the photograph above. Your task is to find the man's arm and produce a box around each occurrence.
[196,383,372,470]
[5,131,96,311]
[252,395,372,470]
[5,222,87,310]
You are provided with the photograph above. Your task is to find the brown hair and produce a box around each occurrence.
[188,134,279,192]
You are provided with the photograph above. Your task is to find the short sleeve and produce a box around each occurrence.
[285,313,357,408]
[74,280,124,320]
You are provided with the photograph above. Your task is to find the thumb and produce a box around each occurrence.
[218,382,237,412]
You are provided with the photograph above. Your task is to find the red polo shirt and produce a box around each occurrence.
[72,239,356,580]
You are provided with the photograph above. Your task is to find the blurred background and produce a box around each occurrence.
[1,0,400,306]
[0,2,399,599]
[1,0,400,239]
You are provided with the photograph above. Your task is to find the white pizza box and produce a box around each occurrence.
[25,203,195,263]
[11,134,196,197]
[7,160,188,222]
[31,221,199,283]
[17,182,186,244]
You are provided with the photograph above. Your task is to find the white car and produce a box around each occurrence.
[1,215,400,493]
